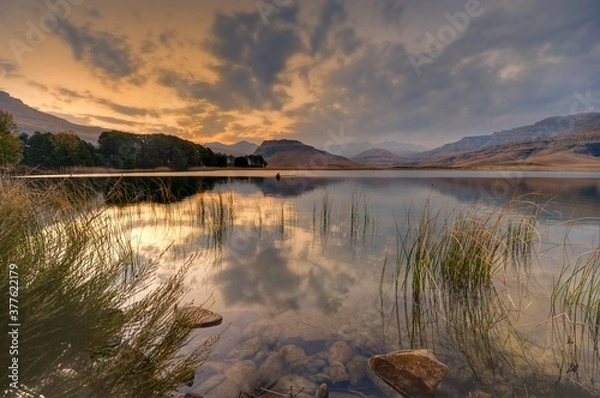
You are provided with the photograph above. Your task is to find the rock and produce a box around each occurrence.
[302,355,327,374]
[273,373,317,395]
[281,344,307,368]
[201,381,240,398]
[224,360,259,390]
[346,355,367,386]
[194,373,226,393]
[328,341,354,366]
[316,383,329,398]
[368,349,448,397]
[230,336,267,360]
[175,306,223,328]
[258,351,286,383]
[328,361,349,384]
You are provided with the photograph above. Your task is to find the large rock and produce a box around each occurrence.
[174,306,223,328]
[368,349,448,397]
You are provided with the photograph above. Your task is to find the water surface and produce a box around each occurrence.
[43,171,600,396]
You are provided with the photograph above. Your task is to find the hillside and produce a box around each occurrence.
[351,148,405,166]
[416,113,600,161]
[204,140,258,156]
[0,91,104,142]
[254,139,357,168]
[418,129,600,169]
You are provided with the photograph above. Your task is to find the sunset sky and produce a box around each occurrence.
[0,0,598,148]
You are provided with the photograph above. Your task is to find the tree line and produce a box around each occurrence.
[0,111,266,170]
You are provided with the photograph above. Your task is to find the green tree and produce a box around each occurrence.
[23,132,56,168]
[23,132,99,169]
[0,111,23,167]
[52,132,98,167]
[233,156,250,167]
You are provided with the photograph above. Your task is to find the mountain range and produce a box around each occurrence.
[324,141,427,157]
[2,90,600,170]
[407,113,600,168]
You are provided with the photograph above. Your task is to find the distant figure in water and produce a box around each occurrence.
[275,173,281,181]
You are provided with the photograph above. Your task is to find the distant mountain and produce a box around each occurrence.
[351,148,405,166]
[411,113,600,169]
[417,113,600,161]
[326,141,427,157]
[417,128,600,169]
[204,140,259,157]
[0,91,104,142]
[254,139,357,168]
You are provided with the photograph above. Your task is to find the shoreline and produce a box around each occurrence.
[10,166,600,179]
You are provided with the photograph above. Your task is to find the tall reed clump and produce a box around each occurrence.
[377,201,543,395]
[394,202,538,299]
[0,178,218,398]
[195,192,235,250]
[387,201,539,369]
[552,247,600,390]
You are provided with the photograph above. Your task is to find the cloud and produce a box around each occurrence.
[55,21,141,80]
[95,98,159,118]
[284,0,600,146]
[159,5,303,111]
[0,58,19,77]
[87,114,140,127]
[375,0,404,25]
[309,0,347,55]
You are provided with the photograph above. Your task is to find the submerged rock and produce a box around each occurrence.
[346,355,367,386]
[328,361,349,384]
[281,344,307,368]
[175,306,223,328]
[328,341,354,366]
[368,349,448,397]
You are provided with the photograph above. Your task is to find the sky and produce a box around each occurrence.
[0,0,599,149]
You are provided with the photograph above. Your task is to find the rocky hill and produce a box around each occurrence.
[254,139,357,168]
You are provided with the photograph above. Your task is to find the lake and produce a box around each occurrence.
[45,170,600,397]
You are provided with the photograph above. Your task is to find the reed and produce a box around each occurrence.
[0,178,218,397]
[552,247,600,391]
[381,200,541,393]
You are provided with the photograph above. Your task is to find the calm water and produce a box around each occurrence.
[58,171,600,396]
